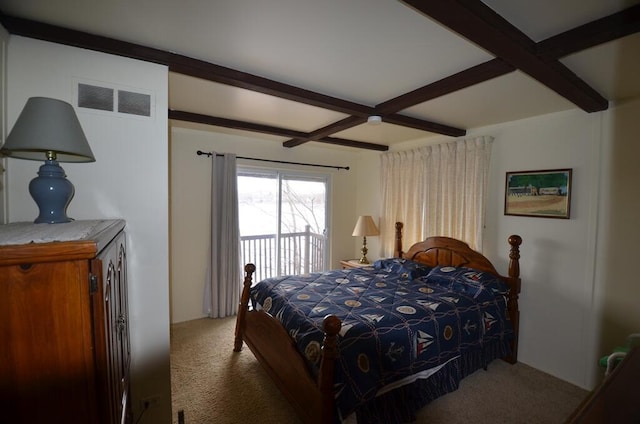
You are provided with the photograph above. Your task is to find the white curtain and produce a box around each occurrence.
[380,136,493,255]
[203,152,242,318]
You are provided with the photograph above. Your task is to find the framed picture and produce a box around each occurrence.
[504,169,572,219]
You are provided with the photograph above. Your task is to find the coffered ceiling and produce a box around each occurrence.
[0,0,639,151]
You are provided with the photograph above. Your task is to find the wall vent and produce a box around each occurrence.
[118,90,151,117]
[78,83,114,111]
[76,80,154,119]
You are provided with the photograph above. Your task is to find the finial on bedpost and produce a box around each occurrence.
[244,263,256,283]
[319,314,341,424]
[234,263,256,352]
[507,235,522,280]
[394,222,404,258]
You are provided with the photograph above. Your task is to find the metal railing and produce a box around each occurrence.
[241,225,326,283]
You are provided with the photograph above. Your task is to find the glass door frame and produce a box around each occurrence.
[237,166,331,279]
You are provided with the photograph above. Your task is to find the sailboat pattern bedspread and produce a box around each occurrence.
[250,260,514,418]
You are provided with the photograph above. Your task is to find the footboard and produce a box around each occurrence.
[234,264,339,424]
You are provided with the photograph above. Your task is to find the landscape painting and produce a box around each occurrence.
[504,169,572,219]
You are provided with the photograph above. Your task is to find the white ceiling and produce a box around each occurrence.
[1,0,639,150]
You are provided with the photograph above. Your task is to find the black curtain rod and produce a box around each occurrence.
[196,150,350,171]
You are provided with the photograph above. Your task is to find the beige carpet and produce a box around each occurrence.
[170,317,588,423]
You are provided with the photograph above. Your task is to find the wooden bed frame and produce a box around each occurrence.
[234,223,522,424]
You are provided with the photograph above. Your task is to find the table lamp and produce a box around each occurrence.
[1,97,95,223]
[352,215,380,264]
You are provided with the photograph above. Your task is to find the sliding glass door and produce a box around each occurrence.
[237,168,329,282]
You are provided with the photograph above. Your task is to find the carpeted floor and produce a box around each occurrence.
[170,317,589,424]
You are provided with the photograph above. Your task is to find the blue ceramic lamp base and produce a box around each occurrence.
[29,159,75,224]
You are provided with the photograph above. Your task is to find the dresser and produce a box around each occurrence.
[0,219,131,424]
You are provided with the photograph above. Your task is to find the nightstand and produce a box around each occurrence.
[340,259,373,269]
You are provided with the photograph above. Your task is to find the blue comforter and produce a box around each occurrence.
[250,261,513,419]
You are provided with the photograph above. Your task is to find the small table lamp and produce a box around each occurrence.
[1,97,95,223]
[352,215,380,264]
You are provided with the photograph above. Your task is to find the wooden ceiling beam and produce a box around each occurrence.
[0,13,172,65]
[169,110,309,139]
[383,114,465,137]
[537,4,640,60]
[169,110,388,151]
[283,116,367,147]
[376,58,514,114]
[311,137,389,151]
[169,59,372,117]
[402,0,609,112]
[282,112,467,146]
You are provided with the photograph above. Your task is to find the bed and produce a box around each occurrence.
[234,223,522,423]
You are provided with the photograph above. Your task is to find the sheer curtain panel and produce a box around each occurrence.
[203,152,242,318]
[380,136,493,255]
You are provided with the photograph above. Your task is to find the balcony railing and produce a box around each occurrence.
[240,225,326,283]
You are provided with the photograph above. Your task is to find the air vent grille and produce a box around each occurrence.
[76,81,153,119]
[78,83,114,111]
[118,90,151,117]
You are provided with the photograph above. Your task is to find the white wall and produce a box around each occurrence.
[594,98,640,375]
[481,109,602,389]
[476,101,640,390]
[353,150,384,260]
[169,127,360,323]
[6,37,171,423]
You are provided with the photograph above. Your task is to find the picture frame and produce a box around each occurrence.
[504,168,572,219]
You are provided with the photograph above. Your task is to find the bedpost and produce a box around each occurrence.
[234,263,256,352]
[318,314,341,424]
[394,222,404,258]
[506,235,522,364]
[508,235,522,281]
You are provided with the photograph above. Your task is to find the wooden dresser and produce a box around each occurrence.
[0,219,131,424]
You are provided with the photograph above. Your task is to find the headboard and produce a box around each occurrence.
[393,221,521,282]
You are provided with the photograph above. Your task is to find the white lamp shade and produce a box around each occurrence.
[352,215,380,237]
[1,97,95,162]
